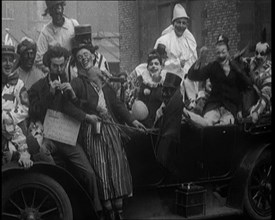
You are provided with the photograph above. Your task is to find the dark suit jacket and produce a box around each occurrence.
[188,60,252,116]
[137,83,163,128]
[28,75,86,123]
[70,75,135,125]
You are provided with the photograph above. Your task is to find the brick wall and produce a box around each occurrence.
[118,1,139,74]
[202,0,240,61]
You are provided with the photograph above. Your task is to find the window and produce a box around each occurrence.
[2,1,14,20]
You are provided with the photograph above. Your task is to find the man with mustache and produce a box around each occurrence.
[185,35,252,126]
[16,37,45,91]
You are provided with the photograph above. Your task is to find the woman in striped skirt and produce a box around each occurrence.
[68,42,146,220]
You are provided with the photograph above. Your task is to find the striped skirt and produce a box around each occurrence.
[82,117,133,201]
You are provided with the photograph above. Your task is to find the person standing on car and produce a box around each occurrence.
[35,0,79,75]
[186,34,252,127]
[66,36,146,220]
[36,1,110,81]
[154,3,203,110]
[28,45,103,216]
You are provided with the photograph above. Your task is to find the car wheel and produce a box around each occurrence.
[2,172,73,220]
[243,150,271,220]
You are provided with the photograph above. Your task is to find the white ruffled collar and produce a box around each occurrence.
[141,69,163,88]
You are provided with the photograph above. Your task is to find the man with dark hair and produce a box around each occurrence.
[28,45,102,215]
[186,34,252,126]
[16,37,45,91]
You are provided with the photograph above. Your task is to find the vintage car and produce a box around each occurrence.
[2,74,271,220]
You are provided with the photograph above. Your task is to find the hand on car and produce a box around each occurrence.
[18,151,33,169]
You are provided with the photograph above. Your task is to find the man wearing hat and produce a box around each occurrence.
[2,44,33,168]
[154,3,201,110]
[16,37,45,91]
[154,71,184,174]
[186,34,252,126]
[35,0,79,73]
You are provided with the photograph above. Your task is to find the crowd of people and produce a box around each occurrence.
[2,1,272,220]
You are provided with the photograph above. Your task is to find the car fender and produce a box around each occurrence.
[226,143,271,209]
[2,162,98,220]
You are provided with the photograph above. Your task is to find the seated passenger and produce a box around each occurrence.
[2,45,32,168]
[126,44,167,108]
[16,37,45,91]
[154,71,183,171]
[185,34,252,127]
[130,50,165,128]
[239,29,271,124]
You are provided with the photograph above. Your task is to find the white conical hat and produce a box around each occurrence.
[172,4,189,22]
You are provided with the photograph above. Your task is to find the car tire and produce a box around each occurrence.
[2,172,73,220]
[243,149,271,220]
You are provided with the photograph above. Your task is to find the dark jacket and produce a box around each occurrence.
[137,83,163,128]
[70,75,135,125]
[188,60,252,116]
[28,75,86,123]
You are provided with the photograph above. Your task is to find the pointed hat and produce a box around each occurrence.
[172,4,189,22]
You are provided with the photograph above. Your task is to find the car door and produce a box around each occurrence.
[201,125,237,178]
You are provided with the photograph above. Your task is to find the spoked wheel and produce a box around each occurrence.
[244,150,272,220]
[2,173,73,220]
